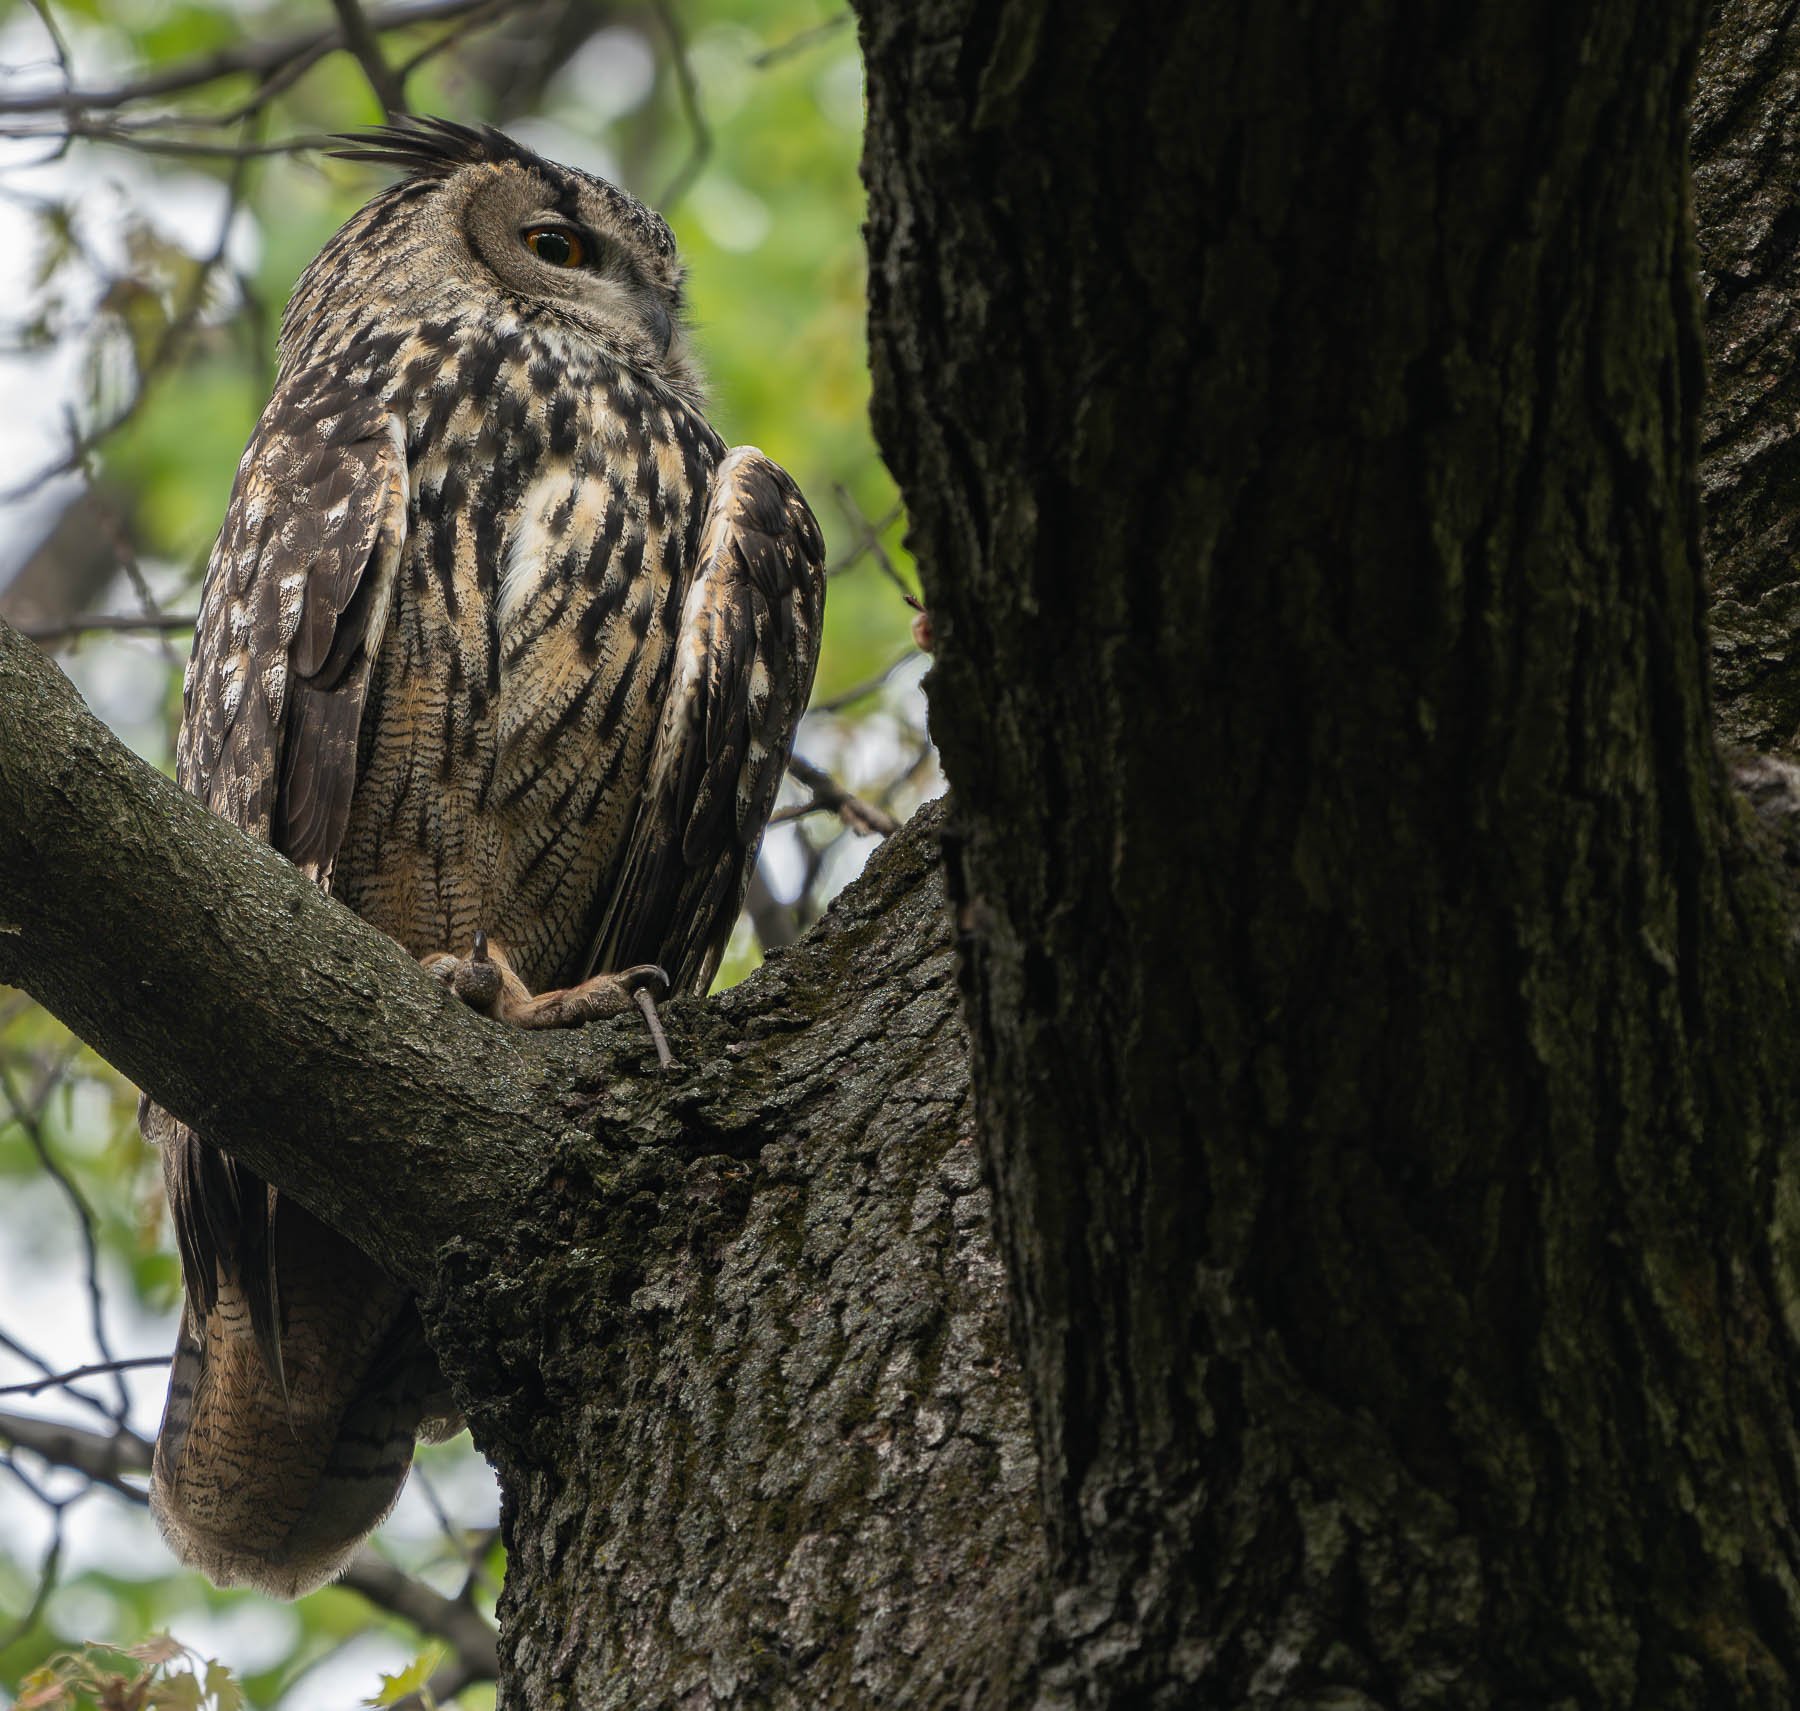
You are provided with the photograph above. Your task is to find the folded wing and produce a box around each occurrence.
[585,445,825,994]
[150,372,428,1598]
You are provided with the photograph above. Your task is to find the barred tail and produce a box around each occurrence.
[150,1200,442,1600]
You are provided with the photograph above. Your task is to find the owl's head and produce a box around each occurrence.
[285,118,701,399]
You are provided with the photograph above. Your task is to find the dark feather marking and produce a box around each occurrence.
[548,391,578,458]
[584,451,824,991]
[464,338,503,401]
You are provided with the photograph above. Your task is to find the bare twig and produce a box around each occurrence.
[633,986,677,1069]
[831,484,912,595]
[337,1555,501,1687]
[744,863,800,954]
[0,1329,119,1422]
[809,648,918,715]
[825,499,903,579]
[0,1058,129,1420]
[0,1355,170,1400]
[0,0,496,117]
[410,1460,500,1593]
[0,1406,501,1683]
[775,755,900,837]
[0,121,341,160]
[24,0,74,89]
[331,0,412,114]
[0,138,253,504]
[395,0,519,78]
[750,15,851,69]
[653,0,712,207]
[23,611,198,648]
[0,1500,61,1651]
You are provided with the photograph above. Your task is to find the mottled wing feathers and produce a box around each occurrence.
[180,373,406,883]
[587,446,824,993]
[159,373,405,1452]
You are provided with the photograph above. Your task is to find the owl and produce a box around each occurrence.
[143,118,825,1597]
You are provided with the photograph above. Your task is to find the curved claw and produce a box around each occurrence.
[620,963,671,1001]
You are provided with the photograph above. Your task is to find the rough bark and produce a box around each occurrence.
[1696,0,1800,745]
[0,619,1040,1708]
[444,810,1041,1709]
[859,2,1800,1705]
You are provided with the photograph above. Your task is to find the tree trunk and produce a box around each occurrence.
[859,1,1800,1704]
[12,3,1800,1707]
[429,802,1046,1709]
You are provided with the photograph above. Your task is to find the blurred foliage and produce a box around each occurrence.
[0,0,935,1705]
[13,1632,243,1710]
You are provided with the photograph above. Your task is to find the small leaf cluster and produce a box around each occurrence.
[14,1633,242,1711]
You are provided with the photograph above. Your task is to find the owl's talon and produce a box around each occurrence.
[451,954,503,1013]
[620,963,670,1000]
[423,941,672,1030]
[421,936,514,1017]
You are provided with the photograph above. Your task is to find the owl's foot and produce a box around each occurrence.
[424,934,674,1051]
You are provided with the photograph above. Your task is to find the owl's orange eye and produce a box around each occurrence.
[523,227,586,268]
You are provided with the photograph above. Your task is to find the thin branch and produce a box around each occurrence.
[394,0,519,77]
[0,1328,119,1422]
[744,861,800,955]
[0,0,496,117]
[0,120,340,161]
[24,0,74,88]
[0,1406,500,1683]
[749,14,851,69]
[331,0,412,115]
[0,1058,129,1420]
[777,755,900,837]
[876,738,940,814]
[0,1504,61,1651]
[809,647,919,715]
[412,1459,499,1591]
[23,611,198,648]
[830,486,910,596]
[0,138,252,504]
[340,1554,500,1684]
[826,499,904,580]
[0,1408,149,1500]
[0,1355,170,1400]
[653,0,712,207]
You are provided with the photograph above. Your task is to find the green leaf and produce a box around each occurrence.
[363,1647,443,1708]
[201,1658,243,1711]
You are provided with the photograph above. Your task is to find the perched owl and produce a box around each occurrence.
[143,118,824,1597]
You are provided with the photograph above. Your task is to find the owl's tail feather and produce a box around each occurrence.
[150,1198,445,1600]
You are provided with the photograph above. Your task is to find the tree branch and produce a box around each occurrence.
[330,0,412,116]
[0,616,607,1288]
[0,0,496,117]
[0,1407,148,1499]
